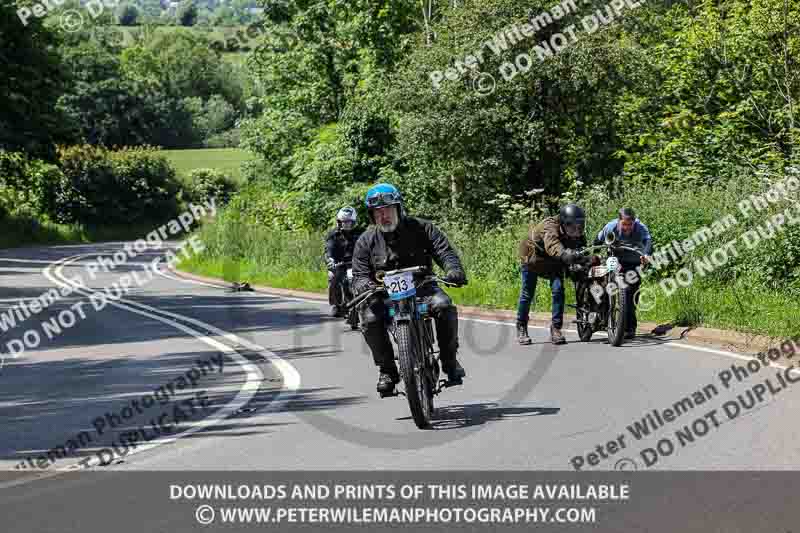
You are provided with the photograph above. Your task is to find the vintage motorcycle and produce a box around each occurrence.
[569,232,648,347]
[346,266,463,429]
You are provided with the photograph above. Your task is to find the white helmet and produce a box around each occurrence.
[336,206,357,231]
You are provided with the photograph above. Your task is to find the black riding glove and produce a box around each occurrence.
[560,249,582,265]
[444,270,467,286]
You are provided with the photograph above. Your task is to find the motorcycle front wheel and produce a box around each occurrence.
[396,322,431,429]
[347,306,360,330]
[575,282,595,342]
[607,281,627,347]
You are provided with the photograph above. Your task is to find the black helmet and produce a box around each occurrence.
[559,203,586,238]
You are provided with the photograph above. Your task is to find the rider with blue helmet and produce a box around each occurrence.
[351,183,468,395]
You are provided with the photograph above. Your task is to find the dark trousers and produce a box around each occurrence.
[328,267,347,306]
[619,263,641,333]
[516,264,565,329]
[360,286,458,372]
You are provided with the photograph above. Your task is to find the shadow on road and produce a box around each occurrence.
[581,334,672,348]
[396,402,560,430]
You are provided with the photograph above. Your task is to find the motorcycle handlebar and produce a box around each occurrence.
[345,273,460,310]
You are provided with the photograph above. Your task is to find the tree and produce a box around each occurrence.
[117,4,139,26]
[177,1,198,26]
[57,40,199,148]
[0,0,76,158]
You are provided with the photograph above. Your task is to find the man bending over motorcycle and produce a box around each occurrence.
[351,183,468,396]
[517,204,590,345]
[594,207,653,339]
[325,207,364,318]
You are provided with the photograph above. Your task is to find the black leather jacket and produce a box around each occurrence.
[324,228,364,264]
[351,216,465,295]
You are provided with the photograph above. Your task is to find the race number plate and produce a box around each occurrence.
[383,272,416,300]
[606,257,620,273]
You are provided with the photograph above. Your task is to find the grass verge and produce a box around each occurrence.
[177,256,799,339]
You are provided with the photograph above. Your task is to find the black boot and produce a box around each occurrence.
[377,367,400,396]
[441,358,466,385]
[516,320,532,345]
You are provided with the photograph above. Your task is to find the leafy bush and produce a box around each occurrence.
[177,1,198,26]
[185,168,237,205]
[55,145,182,225]
[0,151,62,219]
[204,128,241,148]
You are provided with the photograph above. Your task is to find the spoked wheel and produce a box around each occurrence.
[348,307,358,330]
[575,283,594,342]
[607,281,627,347]
[347,305,360,330]
[396,322,431,429]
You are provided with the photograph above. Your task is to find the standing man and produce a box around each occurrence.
[325,206,363,317]
[517,204,589,345]
[594,207,653,338]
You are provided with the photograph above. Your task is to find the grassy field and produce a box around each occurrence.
[161,148,251,183]
[101,25,262,52]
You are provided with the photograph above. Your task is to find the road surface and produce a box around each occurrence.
[0,241,798,532]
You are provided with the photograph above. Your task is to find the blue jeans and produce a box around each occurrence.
[516,264,565,328]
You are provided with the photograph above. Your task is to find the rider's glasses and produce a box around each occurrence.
[367,192,401,209]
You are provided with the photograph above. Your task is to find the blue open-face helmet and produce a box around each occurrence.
[365,183,403,222]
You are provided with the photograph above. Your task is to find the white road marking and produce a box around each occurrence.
[29,252,303,471]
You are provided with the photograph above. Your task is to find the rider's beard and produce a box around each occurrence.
[378,209,399,233]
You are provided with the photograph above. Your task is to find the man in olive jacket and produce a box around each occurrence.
[517,204,589,345]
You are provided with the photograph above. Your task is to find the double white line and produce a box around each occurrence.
[29,251,302,470]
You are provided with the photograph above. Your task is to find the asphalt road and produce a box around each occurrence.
[1,240,798,474]
[1,241,799,532]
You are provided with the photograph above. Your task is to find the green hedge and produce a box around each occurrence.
[0,146,185,227]
[55,145,182,225]
[0,152,61,219]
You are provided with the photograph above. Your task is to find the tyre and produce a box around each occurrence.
[575,282,594,342]
[396,321,430,429]
[420,321,436,419]
[607,281,627,347]
[348,306,360,330]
